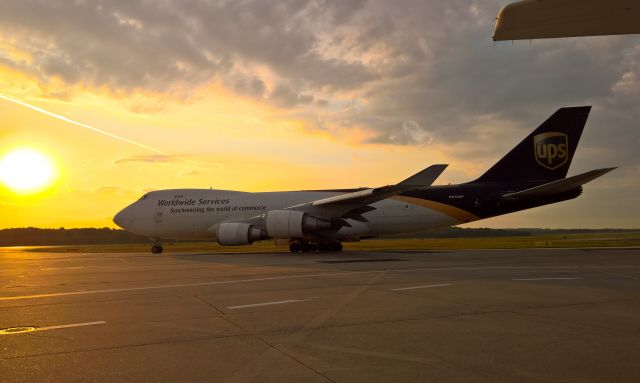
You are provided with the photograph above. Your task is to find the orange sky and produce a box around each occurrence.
[0,78,620,229]
[0,76,465,228]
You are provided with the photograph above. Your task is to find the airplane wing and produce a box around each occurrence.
[502,167,616,199]
[289,164,448,220]
[493,0,640,41]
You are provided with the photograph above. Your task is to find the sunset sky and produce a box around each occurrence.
[0,0,638,229]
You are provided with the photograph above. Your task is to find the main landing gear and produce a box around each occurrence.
[289,240,342,253]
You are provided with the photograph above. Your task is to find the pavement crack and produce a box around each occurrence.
[194,295,224,315]
[1,333,250,360]
[25,332,73,341]
[218,314,337,383]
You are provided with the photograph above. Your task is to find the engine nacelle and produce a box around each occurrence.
[216,222,264,246]
[265,210,332,238]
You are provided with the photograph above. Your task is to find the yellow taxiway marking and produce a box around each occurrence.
[0,321,106,335]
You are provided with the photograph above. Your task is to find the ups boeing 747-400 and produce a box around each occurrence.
[114,106,615,253]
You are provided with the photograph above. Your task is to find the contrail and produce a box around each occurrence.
[0,93,166,155]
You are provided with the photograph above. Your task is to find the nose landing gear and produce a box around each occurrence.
[150,239,163,254]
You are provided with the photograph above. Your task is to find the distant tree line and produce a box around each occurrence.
[0,227,637,247]
[396,227,529,238]
[391,227,638,239]
[0,228,148,246]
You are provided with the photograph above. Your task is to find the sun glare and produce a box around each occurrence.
[0,148,57,194]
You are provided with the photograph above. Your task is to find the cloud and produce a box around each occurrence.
[269,83,315,107]
[0,0,373,99]
[1,0,639,224]
[114,154,227,175]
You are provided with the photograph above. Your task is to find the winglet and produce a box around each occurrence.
[399,164,448,187]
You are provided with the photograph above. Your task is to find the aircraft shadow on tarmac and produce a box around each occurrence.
[162,249,455,270]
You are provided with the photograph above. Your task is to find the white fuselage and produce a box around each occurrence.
[114,189,465,241]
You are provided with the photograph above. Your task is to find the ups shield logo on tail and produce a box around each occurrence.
[533,132,568,170]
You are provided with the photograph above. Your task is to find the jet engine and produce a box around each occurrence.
[216,222,264,246]
[265,210,332,238]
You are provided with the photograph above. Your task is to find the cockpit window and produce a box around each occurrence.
[139,194,148,200]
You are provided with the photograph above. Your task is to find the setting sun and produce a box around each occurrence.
[0,147,57,194]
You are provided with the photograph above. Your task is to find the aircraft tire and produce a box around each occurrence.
[329,242,343,252]
[289,243,301,253]
[151,245,163,254]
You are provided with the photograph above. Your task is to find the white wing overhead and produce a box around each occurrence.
[493,0,640,41]
[288,164,448,220]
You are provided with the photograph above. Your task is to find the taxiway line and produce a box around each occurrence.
[36,321,107,332]
[390,283,452,291]
[1,265,637,302]
[227,297,319,310]
[0,321,107,336]
[513,277,580,281]
[40,266,86,271]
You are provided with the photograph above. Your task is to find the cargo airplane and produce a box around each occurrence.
[114,106,615,253]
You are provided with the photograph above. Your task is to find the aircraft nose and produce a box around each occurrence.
[113,207,134,229]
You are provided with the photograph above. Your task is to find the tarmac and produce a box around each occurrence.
[1,246,640,382]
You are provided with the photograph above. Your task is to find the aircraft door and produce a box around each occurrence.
[154,205,164,223]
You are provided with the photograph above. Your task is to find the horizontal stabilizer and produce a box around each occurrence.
[502,167,616,199]
[399,164,448,186]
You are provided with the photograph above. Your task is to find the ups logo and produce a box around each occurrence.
[533,132,568,170]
